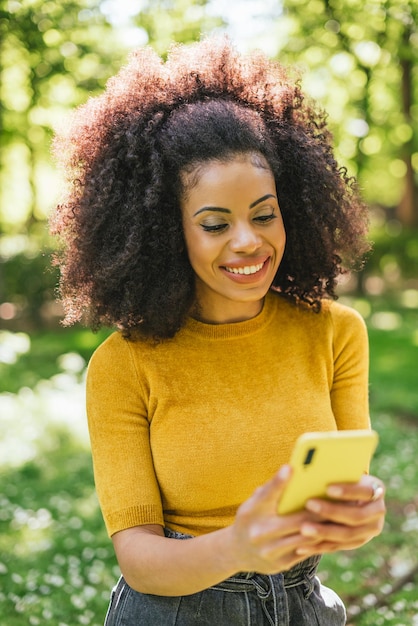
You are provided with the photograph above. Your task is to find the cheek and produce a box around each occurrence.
[188,244,217,273]
[183,227,214,270]
[275,220,286,249]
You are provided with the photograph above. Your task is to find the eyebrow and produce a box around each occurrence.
[193,194,277,217]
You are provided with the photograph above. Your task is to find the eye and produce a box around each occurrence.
[253,213,277,224]
[201,223,228,233]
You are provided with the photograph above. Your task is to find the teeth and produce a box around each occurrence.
[225,262,264,275]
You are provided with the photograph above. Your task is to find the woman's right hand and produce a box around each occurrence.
[229,465,322,574]
[111,466,323,596]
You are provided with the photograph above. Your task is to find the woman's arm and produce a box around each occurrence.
[112,466,323,596]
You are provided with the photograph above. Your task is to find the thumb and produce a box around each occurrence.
[238,465,293,519]
[251,464,292,509]
[268,464,292,498]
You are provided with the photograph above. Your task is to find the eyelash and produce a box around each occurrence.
[201,214,277,233]
[256,214,277,223]
[201,224,227,233]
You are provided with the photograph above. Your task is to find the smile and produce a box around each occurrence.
[224,261,265,275]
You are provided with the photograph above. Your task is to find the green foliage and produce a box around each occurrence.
[367,225,418,282]
[0,247,57,327]
[368,309,418,416]
[340,292,418,416]
[133,0,224,56]
[0,435,118,625]
[319,412,418,625]
[0,0,129,230]
[0,327,111,393]
[277,0,418,222]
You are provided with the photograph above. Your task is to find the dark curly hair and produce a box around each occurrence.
[50,37,370,339]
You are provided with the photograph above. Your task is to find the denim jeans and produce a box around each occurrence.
[104,529,346,625]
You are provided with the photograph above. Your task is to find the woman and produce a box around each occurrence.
[51,38,386,625]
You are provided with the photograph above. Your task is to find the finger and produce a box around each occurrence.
[243,465,292,512]
[325,475,385,504]
[265,464,292,499]
[297,516,386,556]
[248,508,318,543]
[297,519,384,555]
[305,496,386,526]
[359,475,385,503]
[260,532,322,563]
[296,541,340,556]
[298,521,384,558]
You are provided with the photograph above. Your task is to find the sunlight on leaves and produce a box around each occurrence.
[0,371,88,469]
[0,331,31,364]
[370,311,402,331]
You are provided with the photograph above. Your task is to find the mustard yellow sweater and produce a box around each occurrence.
[86,292,370,537]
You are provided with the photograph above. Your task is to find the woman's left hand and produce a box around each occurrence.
[295,474,386,557]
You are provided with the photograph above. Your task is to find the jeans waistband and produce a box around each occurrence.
[227,554,320,588]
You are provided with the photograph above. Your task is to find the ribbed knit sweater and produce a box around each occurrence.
[86,291,370,537]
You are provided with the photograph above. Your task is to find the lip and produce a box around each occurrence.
[220,257,272,283]
[222,256,269,270]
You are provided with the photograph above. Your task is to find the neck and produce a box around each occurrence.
[191,298,264,325]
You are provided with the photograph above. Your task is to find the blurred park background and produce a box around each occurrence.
[1,0,418,624]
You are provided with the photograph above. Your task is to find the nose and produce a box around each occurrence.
[229,222,262,254]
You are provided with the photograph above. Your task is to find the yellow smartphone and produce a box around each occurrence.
[277,429,379,515]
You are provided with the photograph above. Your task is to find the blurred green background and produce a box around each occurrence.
[1,1,417,624]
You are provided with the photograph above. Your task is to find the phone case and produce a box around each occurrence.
[277,429,379,515]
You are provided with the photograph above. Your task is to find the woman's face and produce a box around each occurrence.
[181,154,286,324]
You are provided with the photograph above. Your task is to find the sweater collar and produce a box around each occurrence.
[183,291,277,340]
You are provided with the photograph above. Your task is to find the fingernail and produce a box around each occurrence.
[301,524,318,537]
[278,465,291,480]
[306,500,321,513]
[327,486,343,498]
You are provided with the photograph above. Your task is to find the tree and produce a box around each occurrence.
[0,0,130,234]
[132,0,224,56]
[276,0,418,226]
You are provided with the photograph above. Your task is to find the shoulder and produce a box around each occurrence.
[268,291,367,340]
[89,331,129,366]
[273,293,366,327]
[87,331,144,382]
[322,299,369,356]
[87,330,172,381]
[322,299,368,333]
[89,330,162,360]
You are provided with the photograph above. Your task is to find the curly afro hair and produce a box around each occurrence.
[50,37,370,340]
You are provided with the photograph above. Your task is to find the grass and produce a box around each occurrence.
[318,410,418,626]
[0,436,118,626]
[1,293,417,625]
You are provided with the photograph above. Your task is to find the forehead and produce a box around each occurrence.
[181,153,274,199]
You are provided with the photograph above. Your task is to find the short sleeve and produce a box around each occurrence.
[329,303,370,431]
[86,333,164,536]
